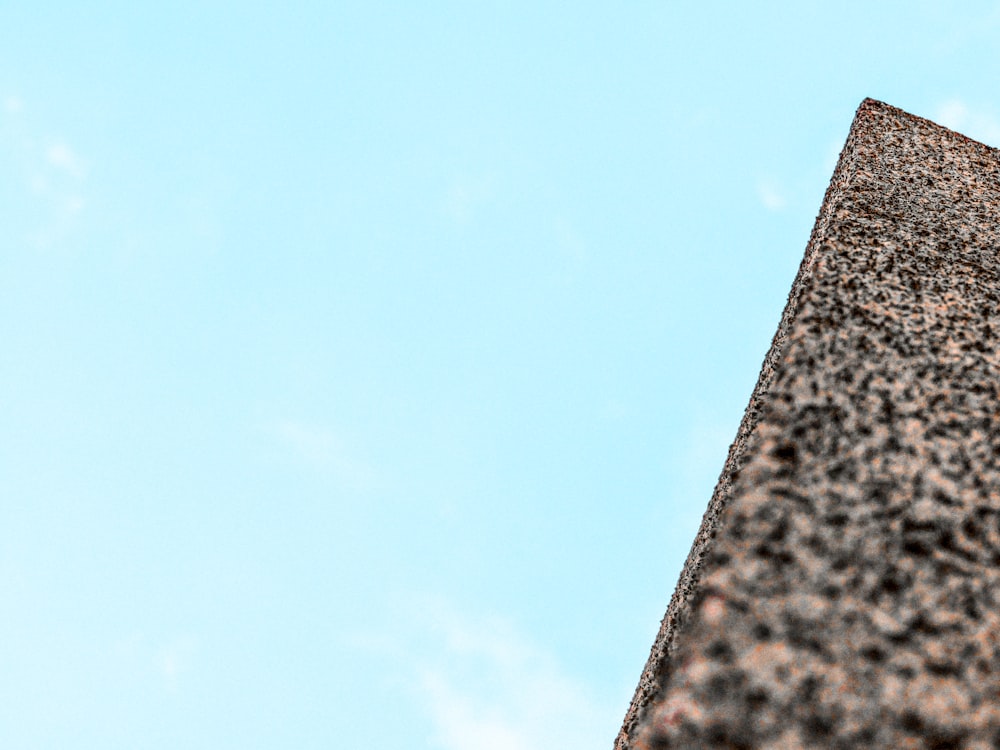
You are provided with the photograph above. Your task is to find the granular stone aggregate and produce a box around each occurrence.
[616,99,1000,749]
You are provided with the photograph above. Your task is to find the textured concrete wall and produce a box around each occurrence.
[616,100,1000,749]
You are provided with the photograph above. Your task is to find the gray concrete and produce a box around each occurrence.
[616,99,1000,749]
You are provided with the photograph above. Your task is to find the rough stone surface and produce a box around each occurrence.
[616,99,1000,749]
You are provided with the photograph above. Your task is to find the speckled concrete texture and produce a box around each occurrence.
[616,99,1000,749]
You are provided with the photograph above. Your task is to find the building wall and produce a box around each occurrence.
[618,99,1000,749]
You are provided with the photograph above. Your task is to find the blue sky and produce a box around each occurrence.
[4,2,1000,748]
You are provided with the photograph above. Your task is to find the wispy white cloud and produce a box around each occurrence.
[273,419,377,490]
[46,141,87,178]
[935,98,1000,146]
[554,216,587,265]
[154,636,198,691]
[755,178,787,211]
[599,397,630,422]
[443,175,493,225]
[405,598,615,750]
[1,96,91,247]
[111,632,199,692]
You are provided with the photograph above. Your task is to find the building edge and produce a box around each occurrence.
[613,98,893,750]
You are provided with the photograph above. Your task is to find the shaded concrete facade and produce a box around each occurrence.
[617,100,1000,749]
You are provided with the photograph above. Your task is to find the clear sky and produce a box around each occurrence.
[3,2,1000,748]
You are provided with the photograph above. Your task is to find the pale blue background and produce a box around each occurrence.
[3,2,1000,748]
